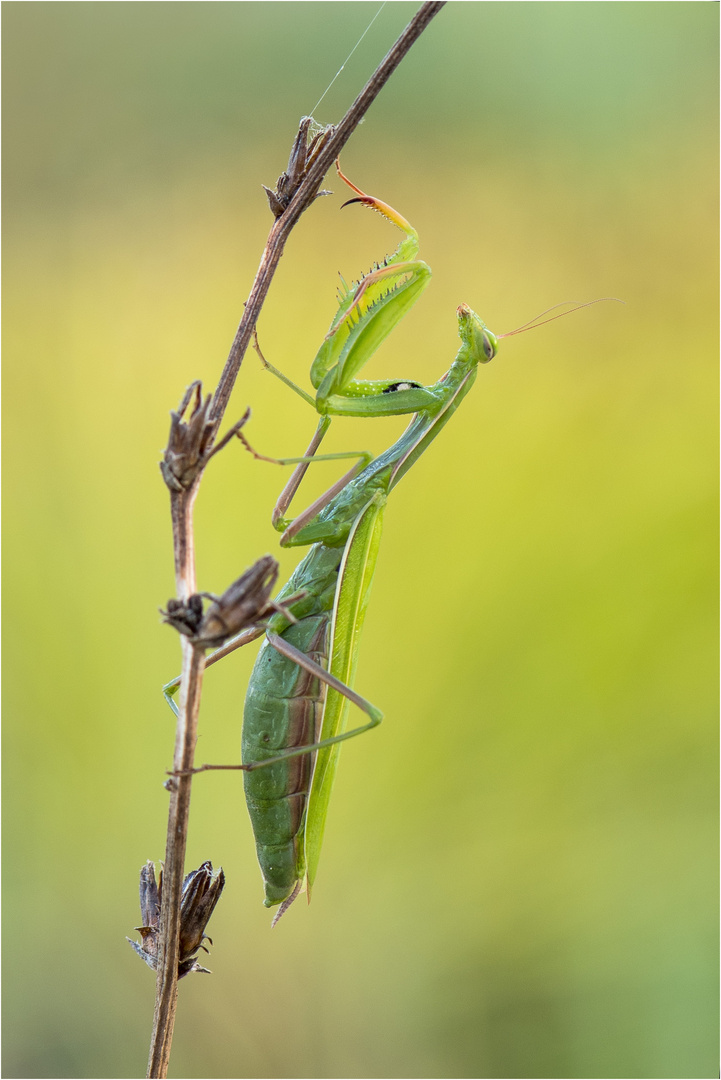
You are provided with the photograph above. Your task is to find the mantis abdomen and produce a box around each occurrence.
[242,545,342,906]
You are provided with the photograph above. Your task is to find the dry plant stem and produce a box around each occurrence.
[148,484,205,1077]
[148,4,445,1076]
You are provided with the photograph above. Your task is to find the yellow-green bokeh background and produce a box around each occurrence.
[3,3,717,1077]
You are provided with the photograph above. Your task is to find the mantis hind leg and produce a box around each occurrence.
[161,623,268,716]
[177,631,382,777]
[262,630,383,747]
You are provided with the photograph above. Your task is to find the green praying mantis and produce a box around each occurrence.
[166,164,613,921]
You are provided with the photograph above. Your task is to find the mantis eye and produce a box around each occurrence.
[482,333,495,360]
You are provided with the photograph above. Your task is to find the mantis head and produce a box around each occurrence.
[456,304,498,364]
[457,297,623,367]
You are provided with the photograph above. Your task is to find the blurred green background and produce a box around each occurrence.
[3,3,717,1077]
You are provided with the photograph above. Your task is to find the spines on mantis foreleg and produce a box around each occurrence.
[308,164,430,399]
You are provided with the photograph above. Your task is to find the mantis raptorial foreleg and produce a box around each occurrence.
[254,162,434,421]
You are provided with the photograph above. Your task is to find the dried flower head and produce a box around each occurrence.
[160,555,280,647]
[128,861,225,978]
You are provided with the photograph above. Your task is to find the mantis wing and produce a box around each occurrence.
[304,491,386,896]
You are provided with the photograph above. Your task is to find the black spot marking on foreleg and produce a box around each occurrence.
[383,381,422,393]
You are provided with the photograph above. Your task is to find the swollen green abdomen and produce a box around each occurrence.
[243,616,329,906]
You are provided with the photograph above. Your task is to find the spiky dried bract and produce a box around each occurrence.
[160,555,280,647]
[127,861,225,978]
[160,382,215,492]
[176,862,225,974]
[262,116,335,218]
[127,860,162,971]
[193,556,279,646]
[160,594,205,638]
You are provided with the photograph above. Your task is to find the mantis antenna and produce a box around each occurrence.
[498,298,624,339]
[309,2,388,118]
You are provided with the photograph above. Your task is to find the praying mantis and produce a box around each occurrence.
[167,165,611,919]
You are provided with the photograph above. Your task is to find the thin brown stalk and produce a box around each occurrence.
[147,483,204,1077]
[147,639,205,1076]
[147,4,446,1076]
